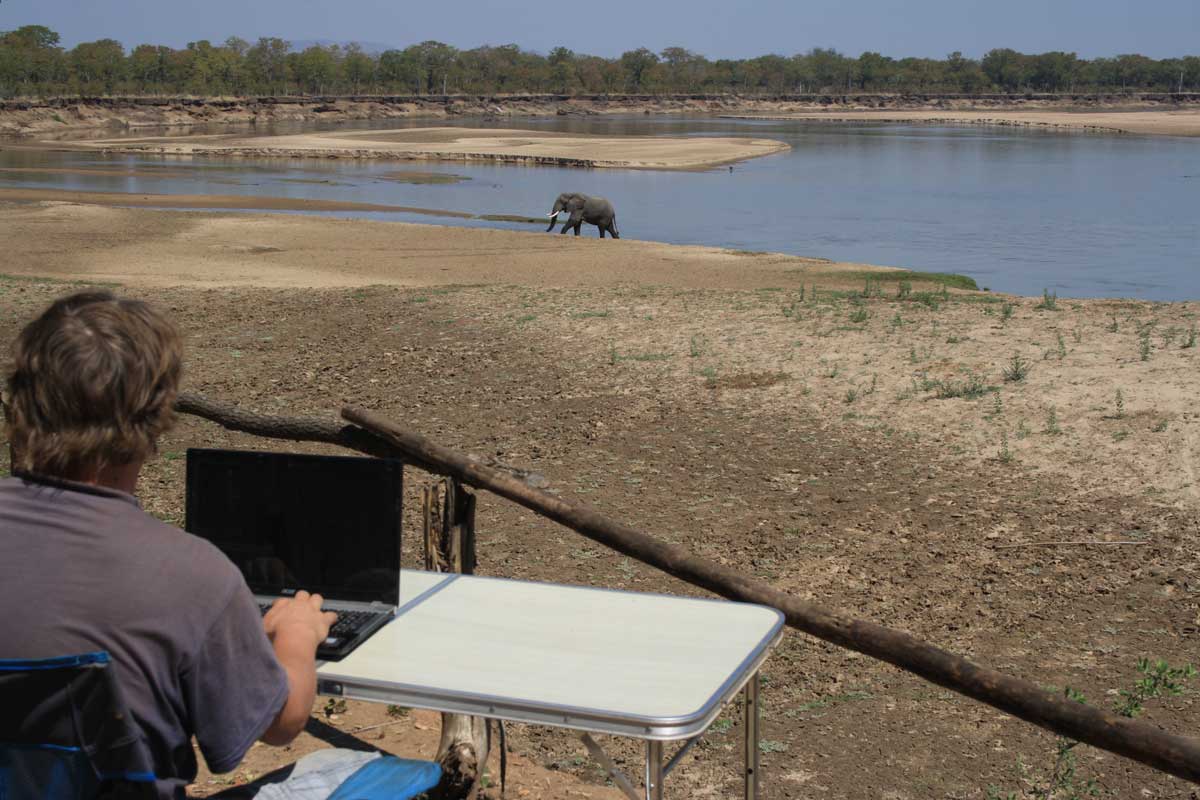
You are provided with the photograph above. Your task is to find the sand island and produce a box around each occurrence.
[65,126,792,170]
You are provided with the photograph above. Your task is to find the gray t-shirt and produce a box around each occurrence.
[0,475,290,799]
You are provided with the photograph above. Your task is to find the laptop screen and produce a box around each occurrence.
[185,448,402,605]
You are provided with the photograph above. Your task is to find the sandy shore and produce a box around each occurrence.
[0,187,487,217]
[66,126,791,170]
[0,200,876,289]
[722,109,1200,136]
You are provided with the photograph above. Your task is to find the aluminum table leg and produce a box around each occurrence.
[580,733,640,800]
[744,671,760,800]
[645,740,664,800]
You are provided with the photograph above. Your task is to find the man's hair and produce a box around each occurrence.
[4,291,183,479]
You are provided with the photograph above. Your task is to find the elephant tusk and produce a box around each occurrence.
[546,211,559,217]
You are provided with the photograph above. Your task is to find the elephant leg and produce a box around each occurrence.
[573,221,582,236]
[597,226,606,238]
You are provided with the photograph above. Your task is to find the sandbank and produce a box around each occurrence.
[0,201,885,290]
[66,126,792,170]
[0,187,508,218]
[720,109,1200,136]
[0,187,553,222]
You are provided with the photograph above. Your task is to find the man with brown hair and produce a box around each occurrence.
[0,291,336,798]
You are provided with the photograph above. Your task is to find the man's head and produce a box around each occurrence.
[4,291,182,481]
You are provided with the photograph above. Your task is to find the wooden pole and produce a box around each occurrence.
[342,405,1200,785]
[174,392,547,488]
[423,477,490,799]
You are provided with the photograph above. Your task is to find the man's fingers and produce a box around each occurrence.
[308,593,325,610]
[294,590,311,603]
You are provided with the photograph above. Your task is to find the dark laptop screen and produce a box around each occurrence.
[185,448,402,605]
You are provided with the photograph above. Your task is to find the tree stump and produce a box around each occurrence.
[423,479,492,799]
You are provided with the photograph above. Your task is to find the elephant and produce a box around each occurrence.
[545,192,620,239]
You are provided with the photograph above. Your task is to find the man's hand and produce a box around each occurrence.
[260,591,338,747]
[262,591,337,652]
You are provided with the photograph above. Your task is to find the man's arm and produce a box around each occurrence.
[260,590,337,745]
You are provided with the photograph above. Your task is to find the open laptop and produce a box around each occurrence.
[185,448,403,661]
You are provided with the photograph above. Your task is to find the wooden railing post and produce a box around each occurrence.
[423,478,490,799]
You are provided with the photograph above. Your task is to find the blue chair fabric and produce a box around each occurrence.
[326,756,442,800]
[0,652,156,800]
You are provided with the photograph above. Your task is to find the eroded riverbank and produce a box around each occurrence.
[3,92,1198,137]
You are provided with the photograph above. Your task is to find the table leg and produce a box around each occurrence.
[744,671,760,800]
[581,733,640,800]
[645,740,664,800]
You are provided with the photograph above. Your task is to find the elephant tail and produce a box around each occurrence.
[611,215,619,237]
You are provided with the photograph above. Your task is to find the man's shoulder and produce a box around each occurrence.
[119,509,246,600]
[1,475,244,603]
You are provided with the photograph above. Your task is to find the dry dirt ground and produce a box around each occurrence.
[720,110,1200,137]
[1,205,1198,799]
[54,126,791,170]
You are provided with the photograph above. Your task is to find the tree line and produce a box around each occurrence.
[2,25,1197,99]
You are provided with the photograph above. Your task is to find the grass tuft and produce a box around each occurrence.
[935,372,990,400]
[1034,288,1058,311]
[1002,354,1030,383]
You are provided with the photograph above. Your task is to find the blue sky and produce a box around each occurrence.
[4,0,1197,59]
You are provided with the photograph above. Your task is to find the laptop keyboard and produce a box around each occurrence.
[257,604,381,639]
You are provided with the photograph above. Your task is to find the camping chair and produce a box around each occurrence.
[0,651,156,800]
[325,757,443,800]
[210,736,444,799]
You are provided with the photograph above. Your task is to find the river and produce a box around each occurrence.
[2,115,1197,300]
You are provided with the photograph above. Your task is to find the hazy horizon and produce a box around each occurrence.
[3,0,1197,60]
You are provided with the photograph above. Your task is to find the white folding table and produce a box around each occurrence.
[317,570,784,800]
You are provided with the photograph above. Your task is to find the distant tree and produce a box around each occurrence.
[574,54,615,93]
[69,39,126,94]
[857,51,895,91]
[293,45,338,94]
[981,48,1027,91]
[128,44,170,93]
[744,54,788,93]
[1113,53,1155,92]
[246,37,290,94]
[895,57,938,91]
[1183,56,1200,91]
[548,46,576,93]
[343,44,376,93]
[804,48,849,92]
[0,25,66,95]
[182,40,218,94]
[406,40,457,94]
[619,47,659,91]
[945,51,987,92]
[659,46,708,92]
[1028,51,1078,92]
[378,48,420,92]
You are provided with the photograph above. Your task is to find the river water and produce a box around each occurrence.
[2,116,1197,300]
